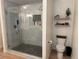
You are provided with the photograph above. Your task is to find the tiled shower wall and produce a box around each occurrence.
[5,1,22,48]
[19,3,42,46]
[5,10,22,48]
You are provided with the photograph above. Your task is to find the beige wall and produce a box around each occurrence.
[72,11,78,59]
[72,0,78,59]
[0,20,2,48]
[0,0,2,47]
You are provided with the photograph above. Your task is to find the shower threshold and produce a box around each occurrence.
[12,43,42,57]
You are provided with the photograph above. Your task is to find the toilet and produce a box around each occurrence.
[56,35,66,59]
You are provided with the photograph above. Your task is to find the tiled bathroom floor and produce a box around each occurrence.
[12,43,42,57]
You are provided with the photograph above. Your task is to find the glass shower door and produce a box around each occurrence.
[4,3,42,57]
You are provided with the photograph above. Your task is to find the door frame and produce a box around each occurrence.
[42,0,47,59]
[0,0,8,52]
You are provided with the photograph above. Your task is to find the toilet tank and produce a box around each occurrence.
[57,35,66,46]
[57,38,66,45]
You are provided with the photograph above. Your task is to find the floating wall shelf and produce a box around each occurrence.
[55,24,70,27]
[55,22,70,27]
[55,16,70,20]
[54,16,70,27]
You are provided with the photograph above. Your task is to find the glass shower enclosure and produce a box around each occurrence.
[4,0,42,57]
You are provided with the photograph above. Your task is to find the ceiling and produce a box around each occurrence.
[7,0,42,5]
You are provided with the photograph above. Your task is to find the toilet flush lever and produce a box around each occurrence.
[48,40,52,44]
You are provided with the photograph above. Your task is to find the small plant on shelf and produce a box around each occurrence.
[54,8,71,27]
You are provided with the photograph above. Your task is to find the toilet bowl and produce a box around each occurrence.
[56,45,65,52]
[56,36,66,59]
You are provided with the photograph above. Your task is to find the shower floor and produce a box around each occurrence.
[12,44,42,57]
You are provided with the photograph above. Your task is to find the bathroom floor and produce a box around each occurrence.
[0,48,71,59]
[0,48,26,59]
[12,43,42,57]
[49,49,71,59]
